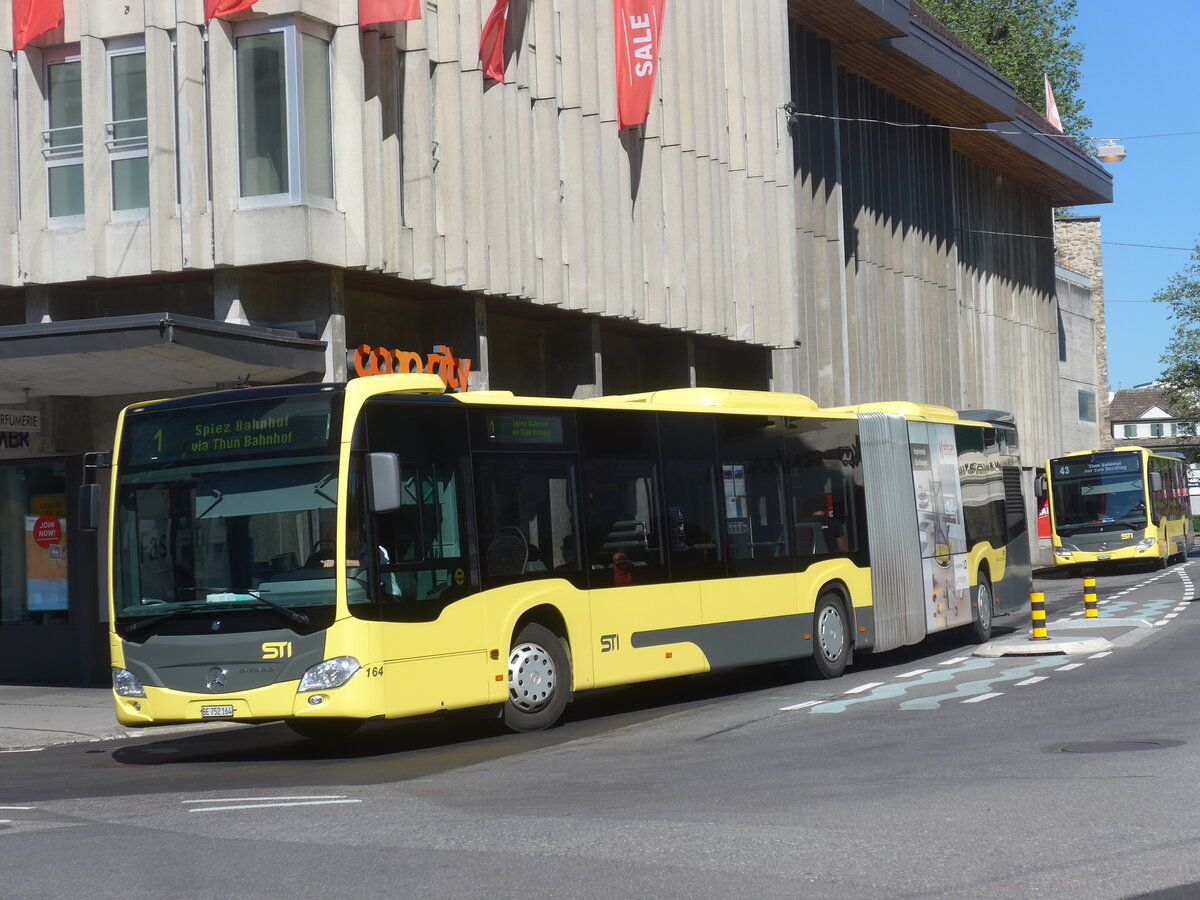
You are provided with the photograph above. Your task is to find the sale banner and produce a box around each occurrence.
[613,0,666,129]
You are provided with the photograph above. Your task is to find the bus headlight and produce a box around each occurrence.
[112,666,146,698]
[1053,547,1074,557]
[1136,537,1157,551]
[298,657,360,692]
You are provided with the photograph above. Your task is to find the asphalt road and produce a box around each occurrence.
[3,561,1200,900]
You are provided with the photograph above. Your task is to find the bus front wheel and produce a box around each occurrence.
[809,592,850,679]
[504,624,571,732]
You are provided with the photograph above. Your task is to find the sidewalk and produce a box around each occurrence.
[974,612,1158,658]
[0,685,239,752]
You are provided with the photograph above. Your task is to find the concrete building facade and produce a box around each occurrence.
[0,0,1111,684]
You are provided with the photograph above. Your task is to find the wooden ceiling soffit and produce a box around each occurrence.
[788,0,908,44]
[952,129,1112,207]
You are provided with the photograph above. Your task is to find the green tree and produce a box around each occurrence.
[919,0,1092,144]
[1157,238,1200,457]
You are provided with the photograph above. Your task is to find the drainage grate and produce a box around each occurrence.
[1048,739,1183,754]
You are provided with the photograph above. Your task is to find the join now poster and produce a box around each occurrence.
[613,0,666,130]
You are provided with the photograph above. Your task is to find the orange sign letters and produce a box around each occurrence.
[353,344,473,392]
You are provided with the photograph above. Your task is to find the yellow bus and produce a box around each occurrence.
[1043,447,1192,569]
[82,375,1031,737]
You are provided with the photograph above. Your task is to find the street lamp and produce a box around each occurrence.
[1096,139,1126,163]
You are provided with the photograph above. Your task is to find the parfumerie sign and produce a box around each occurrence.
[0,410,40,431]
[0,409,40,451]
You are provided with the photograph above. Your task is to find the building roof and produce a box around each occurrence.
[1108,385,1181,423]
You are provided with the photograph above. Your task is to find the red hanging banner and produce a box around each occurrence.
[12,0,63,51]
[205,0,258,22]
[613,0,666,130]
[479,0,510,82]
[360,0,422,28]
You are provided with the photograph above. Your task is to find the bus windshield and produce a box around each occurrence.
[1049,454,1147,536]
[112,392,347,631]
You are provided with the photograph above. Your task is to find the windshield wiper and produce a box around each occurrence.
[121,601,212,639]
[197,489,224,519]
[190,585,311,628]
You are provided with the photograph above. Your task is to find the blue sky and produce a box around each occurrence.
[1070,1,1200,392]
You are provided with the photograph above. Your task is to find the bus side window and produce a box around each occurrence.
[782,416,862,558]
[578,409,667,588]
[717,414,791,575]
[658,412,724,581]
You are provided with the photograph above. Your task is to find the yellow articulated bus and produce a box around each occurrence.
[1042,447,1193,569]
[81,375,1031,737]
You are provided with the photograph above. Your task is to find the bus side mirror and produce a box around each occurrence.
[78,483,102,532]
[1035,474,1047,500]
[1150,471,1164,493]
[367,452,403,513]
[78,450,112,533]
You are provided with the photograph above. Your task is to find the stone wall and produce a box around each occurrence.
[1054,217,1111,447]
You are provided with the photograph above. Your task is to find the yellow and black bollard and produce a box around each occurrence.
[1030,591,1049,640]
[1083,577,1098,619]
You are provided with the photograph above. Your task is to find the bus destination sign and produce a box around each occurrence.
[487,413,564,445]
[124,397,336,466]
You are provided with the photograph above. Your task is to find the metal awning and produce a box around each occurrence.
[0,313,327,404]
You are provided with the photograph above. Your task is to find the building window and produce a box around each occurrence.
[43,48,83,220]
[1123,425,1136,438]
[235,18,333,206]
[1151,423,1164,438]
[0,460,70,626]
[107,40,149,215]
[1077,390,1096,423]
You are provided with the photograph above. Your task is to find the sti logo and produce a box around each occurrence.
[261,641,293,660]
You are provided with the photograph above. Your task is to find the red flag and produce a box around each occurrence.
[205,0,258,22]
[479,0,509,82]
[360,0,421,28]
[12,0,63,51]
[1044,73,1063,132]
[613,0,666,130]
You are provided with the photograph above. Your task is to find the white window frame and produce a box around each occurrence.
[1151,423,1165,438]
[106,37,150,220]
[233,16,334,210]
[42,45,84,225]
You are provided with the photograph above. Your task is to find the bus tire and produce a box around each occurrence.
[504,623,571,732]
[966,575,993,644]
[286,718,362,741]
[809,592,850,679]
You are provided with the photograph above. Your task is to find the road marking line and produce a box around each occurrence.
[843,682,884,694]
[1165,613,1179,619]
[187,800,361,813]
[779,700,826,711]
[0,806,33,810]
[0,748,44,754]
[1088,651,1112,659]
[1155,620,1169,627]
[939,657,969,666]
[962,692,1003,703]
[896,669,931,678]
[1056,663,1084,671]
[181,795,348,804]
[1015,677,1047,686]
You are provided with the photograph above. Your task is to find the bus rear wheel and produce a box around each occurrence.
[809,592,850,679]
[504,624,571,732]
[966,576,993,644]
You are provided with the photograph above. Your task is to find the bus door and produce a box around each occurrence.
[578,410,699,687]
[360,402,488,717]
[704,414,794,628]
